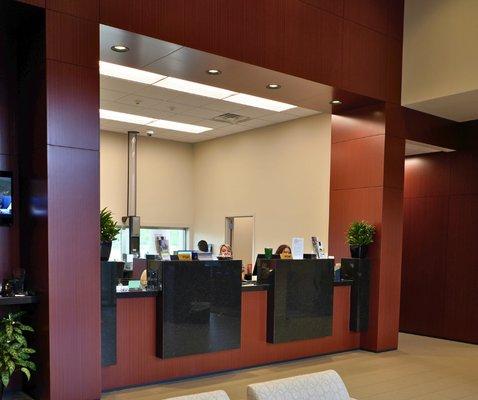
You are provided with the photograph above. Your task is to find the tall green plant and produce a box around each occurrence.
[100,207,121,243]
[0,312,36,389]
[346,221,375,246]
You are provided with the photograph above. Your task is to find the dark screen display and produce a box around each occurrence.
[0,172,13,225]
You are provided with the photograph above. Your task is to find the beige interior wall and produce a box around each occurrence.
[192,114,331,256]
[402,0,478,105]
[100,132,195,228]
[100,131,127,223]
[100,113,331,256]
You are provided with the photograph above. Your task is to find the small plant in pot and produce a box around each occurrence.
[0,312,36,399]
[346,220,375,259]
[100,207,121,261]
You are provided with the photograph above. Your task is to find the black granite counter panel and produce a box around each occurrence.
[257,258,334,344]
[158,260,242,359]
[241,283,270,292]
[333,279,354,287]
[116,290,160,299]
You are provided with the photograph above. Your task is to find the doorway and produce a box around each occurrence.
[225,216,254,267]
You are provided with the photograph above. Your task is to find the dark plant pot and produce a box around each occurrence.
[100,241,112,261]
[350,244,369,259]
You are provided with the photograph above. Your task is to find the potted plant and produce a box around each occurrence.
[100,207,121,261]
[0,312,36,399]
[346,220,375,258]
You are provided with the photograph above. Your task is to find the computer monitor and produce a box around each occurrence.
[0,171,13,226]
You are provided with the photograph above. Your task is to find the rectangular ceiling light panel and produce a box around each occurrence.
[100,109,211,134]
[223,93,297,112]
[99,61,166,85]
[99,109,155,125]
[153,77,237,99]
[148,119,212,134]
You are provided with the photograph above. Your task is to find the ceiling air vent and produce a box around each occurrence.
[212,113,251,124]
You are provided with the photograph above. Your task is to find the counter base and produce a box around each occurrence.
[102,287,359,391]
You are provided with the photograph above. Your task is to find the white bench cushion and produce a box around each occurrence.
[247,370,353,400]
[164,390,230,400]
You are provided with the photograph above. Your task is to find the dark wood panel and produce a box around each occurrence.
[443,195,478,344]
[100,0,185,45]
[216,0,245,61]
[46,0,99,21]
[385,103,461,150]
[46,60,99,150]
[400,196,449,338]
[102,288,360,390]
[330,135,385,190]
[344,0,389,34]
[183,0,219,55]
[383,134,405,189]
[16,0,46,7]
[297,0,344,16]
[332,104,385,143]
[284,1,343,86]
[329,186,384,261]
[387,37,402,104]
[373,187,403,350]
[342,20,388,100]
[387,0,404,39]
[47,145,101,399]
[450,151,478,195]
[404,152,451,198]
[242,0,286,70]
[0,78,9,155]
[46,10,99,68]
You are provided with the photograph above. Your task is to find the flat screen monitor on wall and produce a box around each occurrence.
[0,171,13,226]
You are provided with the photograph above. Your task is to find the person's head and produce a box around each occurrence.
[275,244,292,257]
[219,244,233,258]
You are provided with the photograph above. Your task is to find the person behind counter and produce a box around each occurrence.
[218,243,233,260]
[275,244,292,259]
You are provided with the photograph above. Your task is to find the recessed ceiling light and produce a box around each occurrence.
[100,109,212,134]
[111,45,129,52]
[224,93,296,112]
[99,61,166,85]
[100,109,155,125]
[148,119,212,134]
[153,77,236,99]
[330,100,342,105]
[266,83,281,89]
[206,69,222,75]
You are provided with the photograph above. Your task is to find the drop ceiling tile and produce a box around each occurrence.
[138,86,182,101]
[239,118,273,130]
[235,106,271,119]
[115,94,162,108]
[260,113,299,124]
[100,75,148,94]
[202,100,244,113]
[183,107,224,119]
[284,107,320,117]
[198,119,230,129]
[100,88,128,101]
[148,100,194,115]
[173,92,218,107]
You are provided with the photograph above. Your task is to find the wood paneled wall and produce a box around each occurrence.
[401,150,478,344]
[329,103,405,352]
[10,0,410,397]
[98,0,404,104]
[0,4,19,283]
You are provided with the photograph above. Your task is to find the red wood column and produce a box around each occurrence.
[329,103,405,352]
[44,1,101,399]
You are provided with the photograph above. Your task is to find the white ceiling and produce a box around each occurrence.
[100,25,330,143]
[405,140,454,156]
